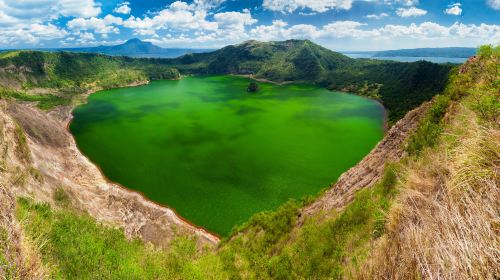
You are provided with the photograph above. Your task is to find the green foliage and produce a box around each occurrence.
[16,197,224,280]
[0,88,69,110]
[406,95,450,156]
[169,40,451,122]
[53,187,70,207]
[213,165,399,279]
[13,123,31,163]
[0,228,17,279]
[469,87,499,123]
[247,82,259,92]
[467,45,499,123]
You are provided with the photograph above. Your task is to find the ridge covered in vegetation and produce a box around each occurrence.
[0,51,180,109]
[0,40,452,122]
[168,39,452,121]
[3,45,497,279]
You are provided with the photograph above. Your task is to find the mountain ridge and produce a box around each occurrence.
[0,39,452,121]
[373,47,477,58]
[0,38,213,58]
[166,39,452,121]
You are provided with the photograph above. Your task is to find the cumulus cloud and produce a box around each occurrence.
[123,1,218,33]
[487,0,500,9]
[0,0,101,46]
[0,0,101,23]
[384,0,418,6]
[262,0,353,13]
[67,15,123,34]
[0,0,102,30]
[396,0,419,6]
[236,20,499,48]
[396,7,427,17]
[56,0,101,18]
[114,2,131,15]
[445,3,462,15]
[366,13,389,19]
[214,10,257,31]
[0,23,67,45]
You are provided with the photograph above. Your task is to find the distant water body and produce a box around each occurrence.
[343,53,467,64]
[70,75,385,235]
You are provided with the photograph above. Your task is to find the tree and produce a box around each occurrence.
[247,82,259,92]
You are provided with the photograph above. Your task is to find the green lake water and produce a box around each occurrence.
[70,75,385,235]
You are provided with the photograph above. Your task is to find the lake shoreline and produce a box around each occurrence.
[69,75,386,235]
[62,79,222,243]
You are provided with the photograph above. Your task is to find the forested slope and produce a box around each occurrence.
[165,39,453,121]
[0,51,180,109]
[0,40,452,122]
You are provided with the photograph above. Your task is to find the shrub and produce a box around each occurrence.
[407,95,450,156]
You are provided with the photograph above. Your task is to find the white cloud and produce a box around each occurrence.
[287,24,321,39]
[396,7,427,17]
[67,15,123,34]
[79,31,95,41]
[214,10,257,31]
[444,3,462,16]
[123,1,218,33]
[0,0,101,25]
[366,13,389,19]
[170,1,193,11]
[487,0,500,10]
[322,21,377,38]
[249,21,498,48]
[384,0,418,6]
[192,0,225,11]
[248,20,289,41]
[0,0,93,46]
[114,2,131,15]
[56,0,101,18]
[262,0,353,13]
[397,0,418,6]
[0,23,67,45]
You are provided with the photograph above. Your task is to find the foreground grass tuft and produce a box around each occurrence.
[16,198,225,280]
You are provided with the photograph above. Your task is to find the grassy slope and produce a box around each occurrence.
[364,45,499,279]
[13,46,498,279]
[0,51,180,110]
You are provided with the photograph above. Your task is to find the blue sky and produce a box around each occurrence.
[0,0,498,50]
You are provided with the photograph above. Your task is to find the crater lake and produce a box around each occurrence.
[70,75,385,235]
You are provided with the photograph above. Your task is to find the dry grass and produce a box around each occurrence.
[363,104,499,279]
[0,184,47,279]
[13,123,31,164]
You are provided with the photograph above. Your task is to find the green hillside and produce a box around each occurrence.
[0,40,452,121]
[0,51,179,108]
[167,40,453,121]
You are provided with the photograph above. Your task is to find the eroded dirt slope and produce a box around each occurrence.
[0,99,219,248]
